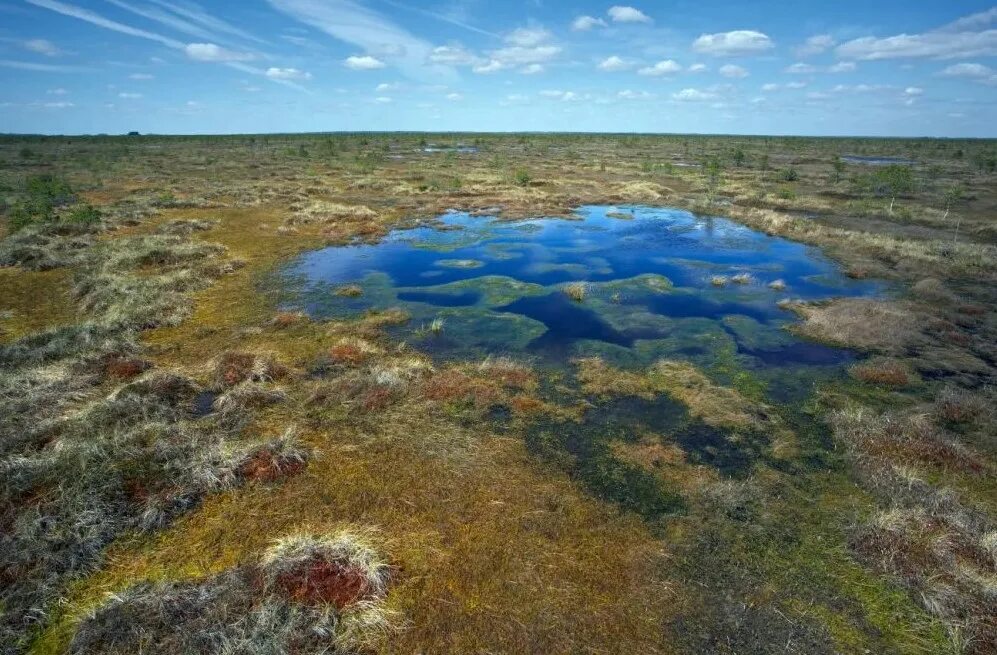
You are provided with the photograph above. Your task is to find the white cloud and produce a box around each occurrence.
[904,86,923,95]
[638,59,681,76]
[608,6,652,24]
[47,87,69,94]
[344,55,385,70]
[374,96,392,103]
[489,44,561,66]
[597,55,630,72]
[837,9,997,61]
[692,30,773,56]
[806,91,830,100]
[24,38,62,56]
[940,62,992,76]
[266,67,312,80]
[243,85,262,92]
[118,92,142,98]
[688,63,707,73]
[784,62,816,74]
[428,45,476,65]
[446,92,463,100]
[520,63,544,74]
[42,101,74,108]
[572,15,606,31]
[719,64,749,78]
[540,89,578,101]
[940,7,997,33]
[939,62,997,84]
[795,34,835,57]
[185,43,254,62]
[618,89,652,99]
[375,82,398,92]
[828,61,856,73]
[838,32,997,60]
[472,59,503,74]
[672,87,716,101]
[786,81,807,89]
[761,83,779,91]
[129,72,154,80]
[506,27,551,47]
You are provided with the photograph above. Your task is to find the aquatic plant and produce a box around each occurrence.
[564,282,587,302]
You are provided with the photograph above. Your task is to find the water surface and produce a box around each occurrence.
[279,205,882,377]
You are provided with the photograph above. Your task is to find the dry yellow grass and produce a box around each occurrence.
[35,424,678,655]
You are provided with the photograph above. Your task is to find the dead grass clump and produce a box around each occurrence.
[262,530,391,608]
[70,529,397,655]
[476,356,536,390]
[564,281,587,301]
[575,356,656,400]
[731,272,753,284]
[710,275,728,287]
[831,406,985,474]
[935,387,989,425]
[236,433,309,483]
[271,311,308,328]
[850,507,997,654]
[98,353,151,380]
[289,200,378,226]
[850,358,915,387]
[767,279,787,291]
[789,298,925,353]
[422,369,500,408]
[214,382,288,416]
[212,350,292,388]
[327,337,381,367]
[912,278,957,303]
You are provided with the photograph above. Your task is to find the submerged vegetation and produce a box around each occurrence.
[1,133,995,655]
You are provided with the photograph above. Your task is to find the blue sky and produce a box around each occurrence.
[1,1,995,136]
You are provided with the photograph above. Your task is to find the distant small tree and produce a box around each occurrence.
[513,168,532,187]
[943,184,965,241]
[704,157,723,204]
[831,157,846,183]
[731,147,746,167]
[758,154,769,171]
[874,165,915,214]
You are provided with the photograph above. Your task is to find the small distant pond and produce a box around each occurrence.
[422,145,479,154]
[841,155,916,166]
[277,206,884,396]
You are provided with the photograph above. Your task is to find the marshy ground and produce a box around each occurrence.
[1,133,995,654]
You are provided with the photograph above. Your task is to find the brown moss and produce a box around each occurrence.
[272,557,374,609]
[850,359,913,387]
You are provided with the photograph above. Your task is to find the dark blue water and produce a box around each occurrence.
[279,206,882,367]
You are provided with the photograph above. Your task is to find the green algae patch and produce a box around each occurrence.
[435,258,485,269]
[399,275,546,308]
[722,314,797,351]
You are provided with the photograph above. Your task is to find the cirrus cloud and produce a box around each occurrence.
[185,42,254,62]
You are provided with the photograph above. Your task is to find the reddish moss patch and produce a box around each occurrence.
[273,557,374,609]
[271,312,307,328]
[238,450,307,483]
[100,354,151,380]
[328,344,368,366]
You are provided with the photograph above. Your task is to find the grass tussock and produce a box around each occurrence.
[69,529,398,655]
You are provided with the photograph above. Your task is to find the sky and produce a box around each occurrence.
[0,1,995,136]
